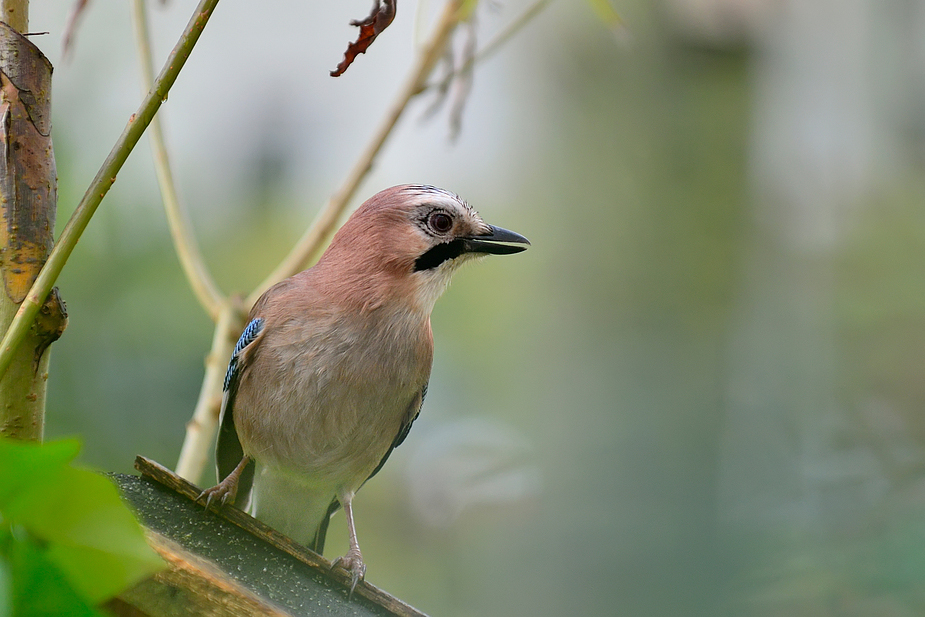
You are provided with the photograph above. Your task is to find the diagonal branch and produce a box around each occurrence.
[175,301,245,481]
[246,0,466,306]
[0,0,224,381]
[423,0,553,95]
[131,0,225,321]
[468,0,553,66]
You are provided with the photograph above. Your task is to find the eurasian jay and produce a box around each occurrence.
[199,184,529,593]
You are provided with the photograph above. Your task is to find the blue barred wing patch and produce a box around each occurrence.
[223,318,264,392]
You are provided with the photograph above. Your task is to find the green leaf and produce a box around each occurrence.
[0,438,164,606]
[0,554,11,617]
[586,0,623,30]
[0,439,80,508]
[7,534,102,617]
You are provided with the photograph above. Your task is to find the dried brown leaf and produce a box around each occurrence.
[330,0,397,77]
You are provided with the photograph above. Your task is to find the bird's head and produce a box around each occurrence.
[319,185,530,312]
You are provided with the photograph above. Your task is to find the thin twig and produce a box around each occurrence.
[423,0,553,93]
[474,0,552,64]
[131,0,225,321]
[245,0,466,306]
[62,0,89,58]
[0,0,223,381]
[175,302,245,481]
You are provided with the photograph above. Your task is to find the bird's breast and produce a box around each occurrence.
[235,307,433,487]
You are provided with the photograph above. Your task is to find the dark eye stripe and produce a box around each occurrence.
[414,239,467,271]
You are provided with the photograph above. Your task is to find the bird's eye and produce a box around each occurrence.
[428,212,453,234]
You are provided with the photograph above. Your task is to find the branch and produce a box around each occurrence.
[131,0,225,321]
[0,0,28,33]
[0,0,223,381]
[471,0,552,66]
[423,0,553,95]
[174,302,245,481]
[246,0,466,306]
[0,21,56,440]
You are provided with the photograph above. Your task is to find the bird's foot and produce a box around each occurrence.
[331,549,366,598]
[196,475,239,512]
[197,456,251,512]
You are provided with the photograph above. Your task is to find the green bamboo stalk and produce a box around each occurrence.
[0,0,223,381]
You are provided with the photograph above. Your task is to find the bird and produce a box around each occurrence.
[198,184,529,595]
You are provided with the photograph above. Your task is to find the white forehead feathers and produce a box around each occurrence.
[401,185,478,217]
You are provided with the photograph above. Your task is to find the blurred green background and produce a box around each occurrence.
[29,0,925,614]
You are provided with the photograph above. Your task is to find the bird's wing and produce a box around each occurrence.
[310,385,427,555]
[215,317,265,506]
[367,383,427,484]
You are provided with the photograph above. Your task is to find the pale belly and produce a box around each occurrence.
[233,305,431,494]
[235,357,422,491]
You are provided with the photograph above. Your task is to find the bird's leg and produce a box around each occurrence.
[197,455,251,511]
[331,492,366,597]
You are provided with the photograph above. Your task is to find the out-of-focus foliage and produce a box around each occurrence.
[586,0,623,30]
[0,438,164,616]
[25,0,925,615]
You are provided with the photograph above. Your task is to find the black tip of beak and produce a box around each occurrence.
[463,225,531,255]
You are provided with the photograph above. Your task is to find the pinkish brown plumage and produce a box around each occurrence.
[198,185,528,595]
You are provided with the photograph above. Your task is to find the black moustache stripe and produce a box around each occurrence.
[414,239,467,271]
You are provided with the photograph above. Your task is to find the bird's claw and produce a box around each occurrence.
[331,551,367,598]
[197,456,250,512]
[196,480,237,512]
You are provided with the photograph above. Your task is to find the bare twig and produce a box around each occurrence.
[245,0,467,306]
[0,0,223,381]
[423,0,553,93]
[472,0,552,64]
[62,0,89,58]
[175,302,245,481]
[131,0,225,321]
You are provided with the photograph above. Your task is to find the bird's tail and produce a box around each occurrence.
[307,498,341,554]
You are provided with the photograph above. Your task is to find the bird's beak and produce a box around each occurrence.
[463,225,531,256]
